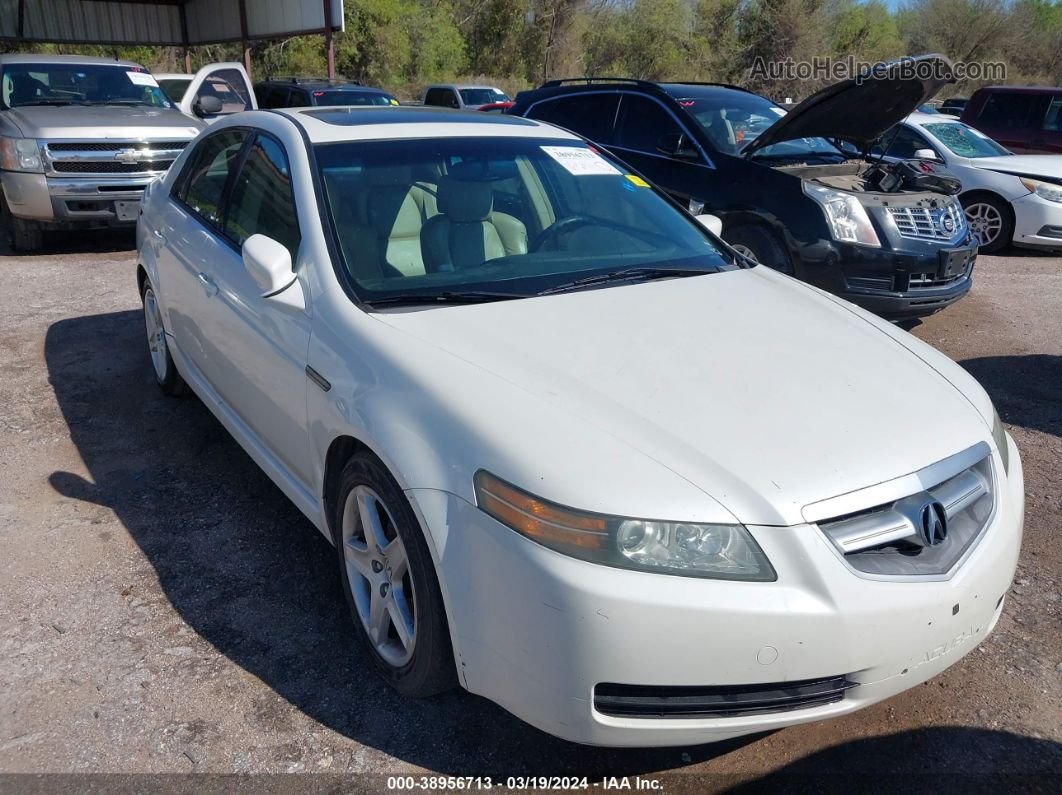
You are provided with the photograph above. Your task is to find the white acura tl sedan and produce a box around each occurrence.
[136,106,1024,747]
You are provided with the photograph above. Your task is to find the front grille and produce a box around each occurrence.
[818,444,994,577]
[887,202,966,241]
[594,676,856,719]
[52,160,173,174]
[47,140,189,152]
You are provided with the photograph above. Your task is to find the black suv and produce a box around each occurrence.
[255,77,397,109]
[510,56,978,320]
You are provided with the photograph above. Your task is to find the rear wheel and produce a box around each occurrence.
[141,279,188,396]
[961,193,1012,253]
[334,452,456,697]
[725,224,794,275]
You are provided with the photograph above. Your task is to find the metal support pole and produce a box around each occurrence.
[323,0,336,78]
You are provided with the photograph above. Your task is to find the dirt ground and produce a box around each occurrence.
[0,232,1059,793]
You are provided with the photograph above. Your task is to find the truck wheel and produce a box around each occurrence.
[725,225,794,275]
[2,197,44,253]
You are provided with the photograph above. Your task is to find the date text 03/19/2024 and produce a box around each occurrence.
[385,776,664,790]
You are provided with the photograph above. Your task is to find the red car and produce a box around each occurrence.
[476,101,514,113]
[961,86,1062,153]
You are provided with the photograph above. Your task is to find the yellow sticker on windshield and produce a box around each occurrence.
[625,174,650,188]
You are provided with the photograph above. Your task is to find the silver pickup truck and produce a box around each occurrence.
[0,54,208,251]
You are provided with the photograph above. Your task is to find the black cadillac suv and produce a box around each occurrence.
[510,55,977,319]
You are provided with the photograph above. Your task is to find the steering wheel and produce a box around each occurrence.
[530,215,595,252]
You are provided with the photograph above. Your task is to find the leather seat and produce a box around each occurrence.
[421,177,527,271]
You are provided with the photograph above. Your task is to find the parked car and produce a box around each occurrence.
[511,56,978,320]
[477,101,514,113]
[961,86,1062,153]
[136,105,1022,747]
[255,77,398,109]
[0,54,207,252]
[155,63,256,121]
[875,113,1062,252]
[421,84,511,110]
[939,97,968,117]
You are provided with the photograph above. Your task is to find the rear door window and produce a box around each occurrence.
[978,92,1046,130]
[528,94,620,145]
[1040,95,1062,131]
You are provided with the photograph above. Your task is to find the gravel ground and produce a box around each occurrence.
[0,232,1059,793]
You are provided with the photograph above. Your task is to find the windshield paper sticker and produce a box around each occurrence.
[541,146,621,176]
[127,71,159,88]
[625,174,650,188]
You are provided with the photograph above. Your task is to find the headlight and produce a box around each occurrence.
[803,182,881,247]
[992,407,1010,474]
[0,137,43,172]
[1019,177,1062,203]
[473,471,775,581]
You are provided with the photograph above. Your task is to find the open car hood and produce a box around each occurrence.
[743,54,956,157]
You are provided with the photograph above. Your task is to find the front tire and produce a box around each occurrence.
[961,193,1013,253]
[334,452,456,697]
[725,224,794,275]
[140,279,188,396]
[1,196,43,252]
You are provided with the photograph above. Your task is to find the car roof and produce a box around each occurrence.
[155,74,191,81]
[0,54,145,68]
[262,80,385,92]
[272,106,575,143]
[427,84,501,90]
[519,79,754,103]
[973,85,1062,94]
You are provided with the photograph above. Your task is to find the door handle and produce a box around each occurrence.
[152,229,167,245]
[196,272,218,297]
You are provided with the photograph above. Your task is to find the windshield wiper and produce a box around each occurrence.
[12,100,82,107]
[366,290,527,307]
[537,267,714,296]
[94,100,152,106]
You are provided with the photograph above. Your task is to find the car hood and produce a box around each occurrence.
[3,105,204,140]
[972,155,1062,181]
[744,54,956,156]
[375,268,990,526]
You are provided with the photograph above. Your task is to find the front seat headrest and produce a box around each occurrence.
[438,177,494,223]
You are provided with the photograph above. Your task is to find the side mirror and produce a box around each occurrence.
[913,148,942,161]
[696,214,723,237]
[657,132,699,160]
[193,94,224,117]
[243,234,296,296]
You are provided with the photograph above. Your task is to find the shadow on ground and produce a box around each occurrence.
[43,308,756,775]
[962,354,1062,437]
[43,310,1062,779]
[0,227,135,257]
[725,727,1061,794]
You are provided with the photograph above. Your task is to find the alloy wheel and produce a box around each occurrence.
[342,485,417,667]
[964,203,1003,248]
[730,243,759,262]
[143,287,168,381]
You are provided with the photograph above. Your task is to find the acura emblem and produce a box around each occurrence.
[917,500,948,546]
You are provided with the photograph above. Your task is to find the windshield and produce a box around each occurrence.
[459,88,510,106]
[1,63,172,109]
[678,93,844,162]
[923,122,1011,158]
[314,90,395,106]
[316,137,736,305]
[158,78,191,102]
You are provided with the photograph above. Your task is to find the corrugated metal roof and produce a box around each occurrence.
[0,0,343,45]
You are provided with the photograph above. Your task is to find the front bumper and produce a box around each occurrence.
[1011,192,1062,250]
[793,237,977,321]
[1,171,156,228]
[412,434,1023,747]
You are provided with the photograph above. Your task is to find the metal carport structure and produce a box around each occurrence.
[0,0,345,77]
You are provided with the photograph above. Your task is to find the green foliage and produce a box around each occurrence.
[4,0,1061,100]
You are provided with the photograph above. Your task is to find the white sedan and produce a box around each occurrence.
[136,107,1023,747]
[880,112,1062,252]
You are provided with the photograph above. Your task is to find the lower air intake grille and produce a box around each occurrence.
[594,676,856,719]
